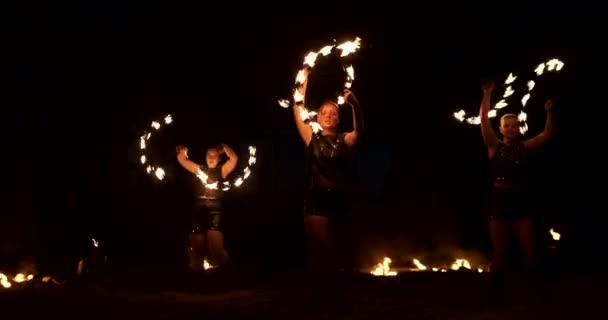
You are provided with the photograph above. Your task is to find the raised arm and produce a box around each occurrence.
[220,143,238,179]
[524,99,554,150]
[343,89,364,148]
[480,81,499,152]
[176,145,201,175]
[293,68,313,146]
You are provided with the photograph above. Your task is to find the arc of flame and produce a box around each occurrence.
[138,114,172,181]
[453,58,564,134]
[278,37,362,133]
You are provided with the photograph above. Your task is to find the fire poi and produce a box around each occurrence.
[277,37,362,133]
[453,57,564,135]
[137,114,257,190]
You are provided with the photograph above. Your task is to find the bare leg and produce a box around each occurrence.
[488,219,511,301]
[207,230,229,268]
[513,217,545,300]
[189,232,206,272]
[304,215,332,274]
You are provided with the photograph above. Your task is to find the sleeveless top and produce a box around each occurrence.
[490,141,530,188]
[195,165,224,199]
[306,132,351,189]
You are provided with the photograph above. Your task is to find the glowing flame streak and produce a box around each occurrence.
[550,228,561,241]
[138,114,172,180]
[527,80,535,91]
[495,99,508,109]
[92,238,99,248]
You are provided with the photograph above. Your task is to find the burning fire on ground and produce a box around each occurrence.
[0,272,35,289]
[370,257,485,276]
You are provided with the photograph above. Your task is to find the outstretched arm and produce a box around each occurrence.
[293,68,313,146]
[220,144,238,179]
[480,81,499,152]
[524,99,554,150]
[176,146,201,175]
[343,89,364,148]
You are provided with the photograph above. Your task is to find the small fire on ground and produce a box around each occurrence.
[370,257,485,276]
[0,272,35,289]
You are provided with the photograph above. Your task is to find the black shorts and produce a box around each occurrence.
[487,188,534,222]
[191,198,223,233]
[304,187,348,220]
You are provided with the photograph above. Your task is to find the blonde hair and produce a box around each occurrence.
[500,113,518,124]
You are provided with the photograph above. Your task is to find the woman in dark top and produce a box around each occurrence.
[293,68,364,280]
[479,80,554,301]
[176,144,238,272]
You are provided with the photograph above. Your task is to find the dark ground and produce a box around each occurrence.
[0,269,603,319]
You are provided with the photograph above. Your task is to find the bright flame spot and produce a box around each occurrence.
[155,168,165,180]
[92,238,99,247]
[203,259,215,270]
[550,228,561,241]
[140,155,146,164]
[151,121,160,130]
[164,114,172,124]
[495,99,508,109]
[505,73,517,85]
[293,89,304,103]
[546,58,564,72]
[535,63,545,76]
[503,86,514,98]
[278,99,290,108]
[318,45,333,56]
[519,123,528,134]
[345,65,355,81]
[336,37,362,57]
[527,80,535,91]
[521,93,531,107]
[295,69,307,85]
[304,52,318,67]
[337,96,345,105]
[140,138,146,150]
[310,122,322,133]
[518,111,527,122]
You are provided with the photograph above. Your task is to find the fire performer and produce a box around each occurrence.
[479,80,554,302]
[293,68,364,289]
[176,144,238,272]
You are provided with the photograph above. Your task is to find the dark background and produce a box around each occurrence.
[1,4,606,276]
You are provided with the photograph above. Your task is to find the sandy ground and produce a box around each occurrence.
[0,270,603,319]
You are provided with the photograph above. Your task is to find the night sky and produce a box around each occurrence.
[1,5,606,274]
